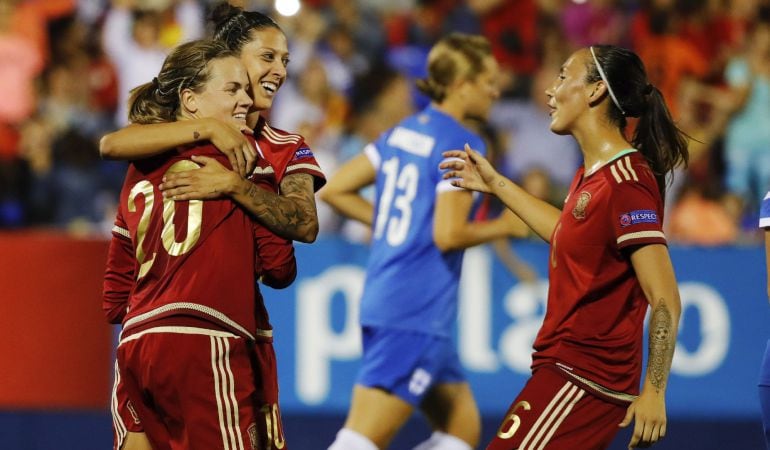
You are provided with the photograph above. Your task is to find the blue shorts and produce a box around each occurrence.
[356,326,465,406]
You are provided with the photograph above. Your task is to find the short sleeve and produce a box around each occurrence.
[363,143,381,170]
[283,141,326,191]
[610,172,666,250]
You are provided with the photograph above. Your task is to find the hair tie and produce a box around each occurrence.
[153,77,173,97]
[590,46,626,116]
[643,83,654,95]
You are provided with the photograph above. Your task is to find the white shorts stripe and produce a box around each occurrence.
[111,360,127,450]
[519,381,573,449]
[218,337,238,450]
[525,384,580,450]
[211,337,231,449]
[536,388,586,450]
[223,338,245,450]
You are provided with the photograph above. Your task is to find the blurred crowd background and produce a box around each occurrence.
[1,0,769,246]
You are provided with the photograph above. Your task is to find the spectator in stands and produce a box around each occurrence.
[632,2,709,118]
[102,0,203,126]
[722,16,770,216]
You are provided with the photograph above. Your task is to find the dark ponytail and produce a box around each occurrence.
[210,2,282,52]
[586,45,689,199]
[631,85,689,199]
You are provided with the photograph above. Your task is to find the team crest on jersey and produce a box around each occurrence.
[292,147,314,161]
[247,422,258,450]
[572,191,591,220]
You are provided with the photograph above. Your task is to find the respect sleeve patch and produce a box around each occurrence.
[619,209,659,227]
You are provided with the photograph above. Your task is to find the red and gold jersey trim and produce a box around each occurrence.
[609,156,639,183]
[262,123,301,144]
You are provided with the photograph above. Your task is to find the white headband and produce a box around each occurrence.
[590,46,625,116]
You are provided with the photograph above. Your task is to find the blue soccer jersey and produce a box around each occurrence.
[358,106,486,337]
[761,191,770,229]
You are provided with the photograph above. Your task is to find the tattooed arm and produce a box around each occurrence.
[620,243,681,448]
[233,173,319,243]
[159,155,319,242]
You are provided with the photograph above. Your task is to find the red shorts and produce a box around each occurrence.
[486,366,627,450]
[116,326,287,450]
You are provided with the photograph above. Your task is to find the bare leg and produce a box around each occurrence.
[341,384,415,449]
[122,432,152,450]
[419,382,481,447]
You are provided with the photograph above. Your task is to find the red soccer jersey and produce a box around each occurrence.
[531,150,666,398]
[105,140,294,341]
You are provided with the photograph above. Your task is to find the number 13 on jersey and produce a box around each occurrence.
[373,156,420,247]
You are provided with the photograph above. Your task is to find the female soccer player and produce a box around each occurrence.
[441,45,687,450]
[104,38,298,450]
[102,9,325,445]
[320,33,528,450]
[99,3,325,244]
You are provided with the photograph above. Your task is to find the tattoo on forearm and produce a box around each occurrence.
[648,300,674,393]
[242,174,317,241]
[498,180,505,187]
[193,131,200,140]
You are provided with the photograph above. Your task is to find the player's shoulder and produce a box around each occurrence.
[600,151,655,187]
[258,120,304,148]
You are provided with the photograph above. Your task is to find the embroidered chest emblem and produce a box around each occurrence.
[572,191,592,220]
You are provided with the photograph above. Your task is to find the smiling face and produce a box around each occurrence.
[544,49,594,135]
[184,56,253,124]
[239,27,289,111]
